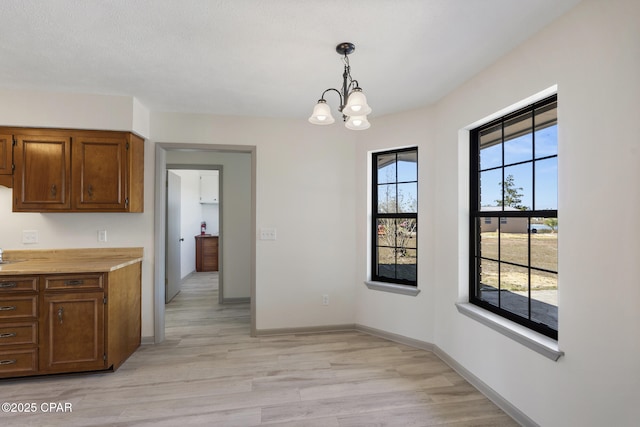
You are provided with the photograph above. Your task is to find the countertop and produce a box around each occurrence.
[0,247,143,275]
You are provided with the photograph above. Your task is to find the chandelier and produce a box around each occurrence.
[308,42,372,130]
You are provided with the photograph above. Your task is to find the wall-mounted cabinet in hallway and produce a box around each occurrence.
[199,171,219,203]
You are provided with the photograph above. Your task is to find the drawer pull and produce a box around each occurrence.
[64,280,84,286]
[0,359,17,365]
[0,306,17,311]
[0,332,17,338]
[0,282,18,288]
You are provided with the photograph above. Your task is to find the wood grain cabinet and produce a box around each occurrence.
[0,276,39,378]
[0,263,141,379]
[6,127,144,212]
[195,235,219,272]
[0,134,12,189]
[41,274,106,373]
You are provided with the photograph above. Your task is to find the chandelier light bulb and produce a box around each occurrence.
[345,115,371,130]
[308,100,335,125]
[343,88,372,116]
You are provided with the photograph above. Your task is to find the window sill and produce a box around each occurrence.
[364,281,420,296]
[455,302,564,361]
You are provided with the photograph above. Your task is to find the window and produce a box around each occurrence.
[470,95,558,339]
[372,147,418,286]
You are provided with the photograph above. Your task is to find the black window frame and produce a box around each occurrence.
[371,147,418,287]
[469,94,558,339]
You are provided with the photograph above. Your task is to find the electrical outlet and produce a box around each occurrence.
[322,294,329,306]
[22,230,38,244]
[259,228,277,240]
[98,230,108,243]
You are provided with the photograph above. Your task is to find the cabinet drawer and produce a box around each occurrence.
[0,322,37,346]
[44,274,104,291]
[0,348,38,377]
[0,277,38,293]
[0,295,37,319]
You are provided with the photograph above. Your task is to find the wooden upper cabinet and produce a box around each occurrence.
[13,134,72,211]
[72,134,127,211]
[0,134,13,188]
[0,134,12,175]
[6,128,144,213]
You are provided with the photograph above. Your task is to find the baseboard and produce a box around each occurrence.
[431,345,538,427]
[352,324,536,427]
[221,297,250,304]
[141,336,155,345]
[355,324,435,352]
[254,324,356,336]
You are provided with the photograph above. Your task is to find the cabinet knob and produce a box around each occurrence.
[51,184,57,197]
[0,332,17,339]
[87,184,94,198]
[0,306,17,311]
[0,359,17,365]
[57,307,64,324]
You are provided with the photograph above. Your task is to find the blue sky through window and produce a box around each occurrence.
[480,124,557,210]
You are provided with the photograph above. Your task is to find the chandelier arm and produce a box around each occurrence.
[320,88,344,108]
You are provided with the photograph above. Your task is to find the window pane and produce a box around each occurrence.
[504,111,533,165]
[398,183,417,213]
[503,163,532,210]
[500,264,529,319]
[535,102,557,159]
[377,184,397,213]
[397,150,417,182]
[401,219,417,249]
[480,124,502,170]
[530,220,557,271]
[376,247,396,280]
[500,226,529,266]
[479,219,498,259]
[531,270,558,329]
[377,153,396,184]
[478,259,499,307]
[480,169,502,208]
[377,218,396,248]
[534,157,558,210]
[398,248,417,282]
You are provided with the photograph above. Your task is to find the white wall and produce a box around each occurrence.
[355,0,640,425]
[153,113,358,327]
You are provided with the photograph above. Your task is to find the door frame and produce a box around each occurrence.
[154,143,257,343]
[165,169,182,303]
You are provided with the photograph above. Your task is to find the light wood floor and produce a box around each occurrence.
[1,272,518,426]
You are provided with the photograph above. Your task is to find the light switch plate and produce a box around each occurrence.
[98,230,108,243]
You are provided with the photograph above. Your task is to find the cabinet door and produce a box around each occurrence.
[72,135,128,211]
[41,292,105,372]
[13,134,71,211]
[0,134,11,175]
[200,172,219,203]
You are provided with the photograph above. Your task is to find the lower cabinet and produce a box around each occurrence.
[41,292,105,373]
[0,263,141,379]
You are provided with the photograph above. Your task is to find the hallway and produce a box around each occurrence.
[1,272,516,426]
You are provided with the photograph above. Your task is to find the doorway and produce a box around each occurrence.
[154,143,256,343]
[166,167,222,304]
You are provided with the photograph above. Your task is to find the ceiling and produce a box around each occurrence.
[0,0,581,119]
